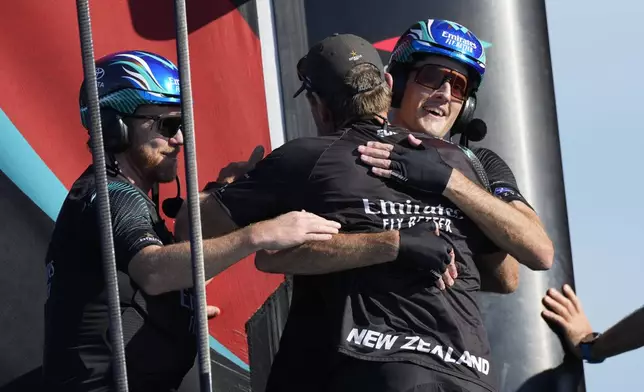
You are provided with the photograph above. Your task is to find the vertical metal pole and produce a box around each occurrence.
[75,1,129,391]
[173,1,213,391]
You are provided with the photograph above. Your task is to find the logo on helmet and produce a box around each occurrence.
[430,20,483,60]
[166,77,180,93]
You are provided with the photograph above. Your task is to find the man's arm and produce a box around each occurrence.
[129,225,260,295]
[590,307,644,360]
[474,198,546,293]
[255,231,399,274]
[443,170,553,270]
[475,251,520,294]
[103,185,257,296]
[131,208,339,295]
[256,222,454,282]
[542,285,644,361]
[358,138,554,271]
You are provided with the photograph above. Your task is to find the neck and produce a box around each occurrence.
[373,111,389,125]
[112,152,152,193]
[389,108,407,129]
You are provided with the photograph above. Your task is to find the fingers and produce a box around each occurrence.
[442,269,454,288]
[304,233,334,242]
[431,270,446,291]
[563,284,582,312]
[360,154,392,170]
[364,141,395,152]
[207,305,221,319]
[293,211,341,234]
[408,134,423,147]
[303,213,341,231]
[447,250,457,280]
[310,224,340,235]
[371,167,393,178]
[248,145,265,166]
[548,288,577,315]
[542,290,571,319]
[358,145,392,159]
[541,309,566,327]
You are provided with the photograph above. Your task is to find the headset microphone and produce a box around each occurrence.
[162,176,184,219]
[459,118,487,148]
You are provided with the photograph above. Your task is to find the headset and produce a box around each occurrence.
[98,108,131,153]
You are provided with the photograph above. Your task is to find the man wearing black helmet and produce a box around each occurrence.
[181,31,540,392]
[43,50,340,392]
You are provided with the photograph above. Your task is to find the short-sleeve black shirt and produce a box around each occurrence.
[214,121,499,391]
[43,166,197,392]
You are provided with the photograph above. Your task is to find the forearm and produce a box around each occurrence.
[443,170,553,270]
[476,252,520,294]
[255,231,399,275]
[591,306,644,360]
[140,226,259,295]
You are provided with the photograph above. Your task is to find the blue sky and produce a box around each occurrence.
[547,0,644,390]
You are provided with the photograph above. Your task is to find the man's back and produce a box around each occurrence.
[43,166,197,392]
[214,119,499,391]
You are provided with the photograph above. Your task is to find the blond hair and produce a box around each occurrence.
[325,64,392,126]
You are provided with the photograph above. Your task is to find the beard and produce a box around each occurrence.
[154,157,179,183]
[129,145,178,185]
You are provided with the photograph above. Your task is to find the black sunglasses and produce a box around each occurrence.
[122,112,182,138]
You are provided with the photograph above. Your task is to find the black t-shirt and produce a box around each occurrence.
[471,147,533,210]
[214,121,503,391]
[43,166,197,392]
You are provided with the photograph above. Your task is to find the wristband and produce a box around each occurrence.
[579,332,604,364]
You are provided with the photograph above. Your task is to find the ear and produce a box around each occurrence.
[384,72,394,89]
[311,91,333,126]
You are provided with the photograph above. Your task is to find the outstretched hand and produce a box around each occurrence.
[358,134,453,194]
[250,210,341,251]
[541,284,593,356]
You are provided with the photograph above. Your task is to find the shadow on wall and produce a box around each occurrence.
[127,0,256,40]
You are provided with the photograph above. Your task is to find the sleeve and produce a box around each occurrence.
[472,147,534,210]
[211,138,327,227]
[90,182,164,273]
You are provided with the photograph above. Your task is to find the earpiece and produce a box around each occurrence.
[99,108,130,153]
[450,93,477,137]
[389,64,409,109]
